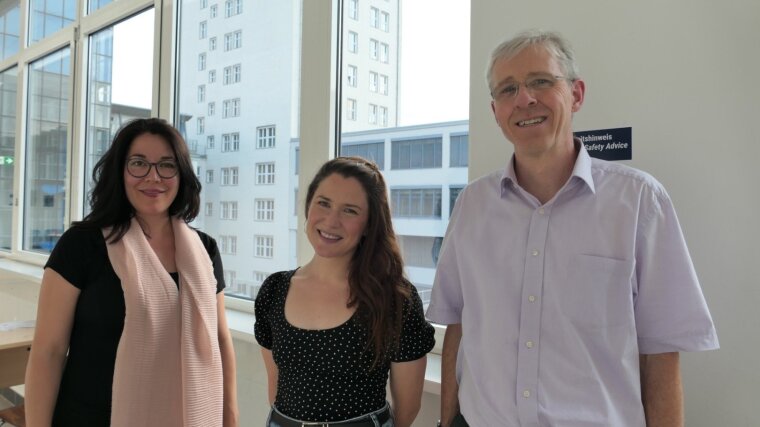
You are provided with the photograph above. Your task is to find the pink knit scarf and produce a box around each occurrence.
[103,217,223,426]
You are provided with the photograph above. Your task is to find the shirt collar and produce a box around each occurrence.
[500,137,596,197]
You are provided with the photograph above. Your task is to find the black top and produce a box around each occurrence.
[254,270,435,422]
[45,225,225,426]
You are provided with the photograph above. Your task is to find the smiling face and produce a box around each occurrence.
[306,173,369,263]
[490,45,585,158]
[123,133,180,220]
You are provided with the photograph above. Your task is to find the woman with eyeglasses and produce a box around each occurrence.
[255,157,435,427]
[25,118,239,427]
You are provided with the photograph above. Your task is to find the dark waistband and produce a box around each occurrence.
[268,403,391,427]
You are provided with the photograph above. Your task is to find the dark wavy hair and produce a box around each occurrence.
[305,156,410,368]
[74,118,201,242]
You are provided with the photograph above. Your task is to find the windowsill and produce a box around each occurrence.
[0,257,45,281]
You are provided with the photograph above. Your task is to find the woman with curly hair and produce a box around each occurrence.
[255,156,435,427]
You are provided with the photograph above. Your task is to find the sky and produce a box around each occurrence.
[397,0,470,126]
[110,0,471,125]
[111,9,154,109]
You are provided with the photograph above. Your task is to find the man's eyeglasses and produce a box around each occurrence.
[491,74,571,102]
[126,157,179,179]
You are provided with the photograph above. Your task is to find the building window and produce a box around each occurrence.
[208,102,215,116]
[209,36,217,50]
[340,141,384,169]
[368,104,377,124]
[220,235,237,254]
[222,98,241,118]
[198,53,206,70]
[206,170,214,183]
[255,235,274,258]
[449,186,464,215]
[370,7,379,28]
[380,74,389,95]
[225,0,243,17]
[200,0,208,8]
[221,167,239,185]
[397,235,438,268]
[205,202,213,216]
[209,69,216,83]
[378,106,388,126]
[346,98,357,121]
[197,117,205,134]
[391,137,443,169]
[199,21,207,38]
[381,11,390,32]
[255,199,275,221]
[221,133,240,152]
[369,39,378,60]
[256,162,275,184]
[254,271,268,285]
[224,30,242,51]
[257,125,276,149]
[380,43,389,63]
[450,134,469,167]
[207,135,215,149]
[223,64,242,84]
[197,85,205,102]
[220,201,238,219]
[348,0,358,20]
[347,65,357,87]
[391,188,442,218]
[210,4,217,17]
[224,270,236,288]
[348,31,358,53]
[369,71,378,92]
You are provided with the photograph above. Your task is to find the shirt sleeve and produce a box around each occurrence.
[197,231,226,293]
[634,185,719,354]
[45,226,98,290]
[254,273,277,349]
[393,285,435,362]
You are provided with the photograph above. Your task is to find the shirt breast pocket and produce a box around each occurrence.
[561,254,635,329]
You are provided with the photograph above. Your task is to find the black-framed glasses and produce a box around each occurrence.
[126,156,179,179]
[491,74,571,102]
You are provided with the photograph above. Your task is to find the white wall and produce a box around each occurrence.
[469,1,760,425]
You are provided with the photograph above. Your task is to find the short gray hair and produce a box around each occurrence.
[486,29,580,92]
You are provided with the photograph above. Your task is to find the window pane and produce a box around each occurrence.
[29,0,76,44]
[84,10,154,212]
[0,0,21,60]
[176,0,302,300]
[88,0,114,14]
[24,48,70,253]
[0,67,17,250]
[338,0,470,309]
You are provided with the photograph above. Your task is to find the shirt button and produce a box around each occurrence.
[538,207,545,214]
[523,390,531,398]
[532,249,540,256]
[526,341,534,348]
[528,295,536,302]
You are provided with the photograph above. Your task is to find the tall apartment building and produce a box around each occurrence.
[178,0,402,298]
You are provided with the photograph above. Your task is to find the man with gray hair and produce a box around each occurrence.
[426,30,718,426]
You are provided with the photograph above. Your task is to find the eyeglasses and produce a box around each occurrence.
[126,156,179,179]
[491,74,571,102]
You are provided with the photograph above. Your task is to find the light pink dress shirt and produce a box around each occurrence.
[427,143,719,426]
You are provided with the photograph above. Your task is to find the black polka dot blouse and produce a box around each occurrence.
[254,270,435,422]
